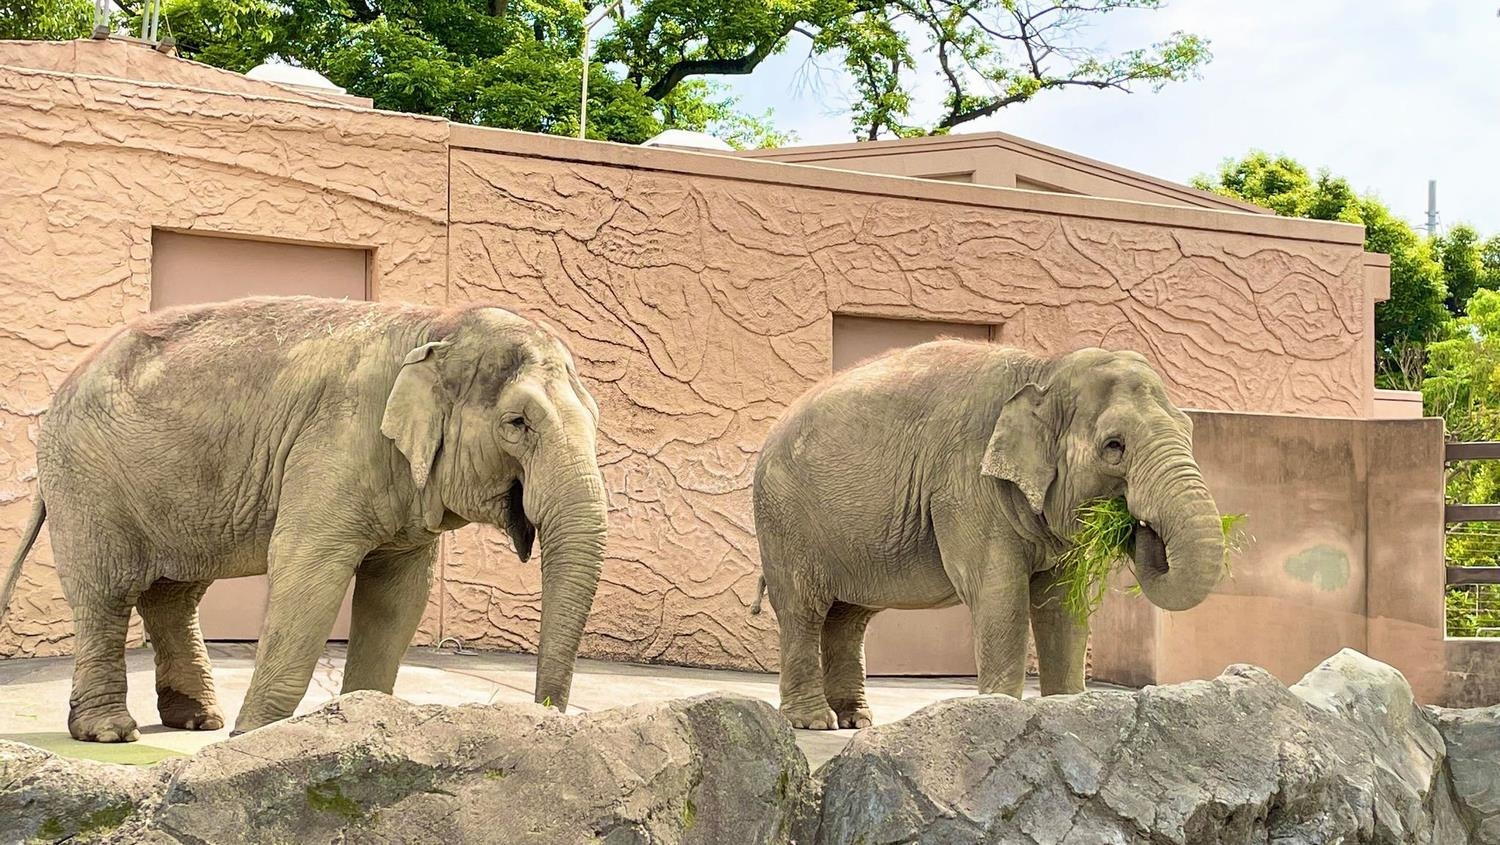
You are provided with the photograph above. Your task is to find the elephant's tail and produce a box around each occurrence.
[749,574,766,615]
[0,495,45,629]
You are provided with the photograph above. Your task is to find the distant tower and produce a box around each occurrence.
[1426,180,1440,238]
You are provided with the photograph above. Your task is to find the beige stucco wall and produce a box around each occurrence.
[0,62,449,657]
[440,126,1376,671]
[1,45,1428,692]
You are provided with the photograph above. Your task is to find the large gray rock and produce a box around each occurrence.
[812,649,1468,845]
[2,692,813,845]
[1291,649,1464,844]
[153,691,811,845]
[0,740,178,843]
[1433,704,1500,844]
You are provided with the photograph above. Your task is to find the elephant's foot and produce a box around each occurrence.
[68,706,139,743]
[158,688,224,731]
[830,702,873,729]
[232,703,291,736]
[781,702,839,731]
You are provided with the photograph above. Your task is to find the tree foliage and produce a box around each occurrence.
[31,0,1210,143]
[0,0,94,40]
[1435,224,1500,317]
[605,0,1211,140]
[1193,151,1449,388]
[1425,290,1500,628]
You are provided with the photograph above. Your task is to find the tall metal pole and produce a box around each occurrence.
[1427,180,1439,238]
[579,27,592,140]
[578,0,624,140]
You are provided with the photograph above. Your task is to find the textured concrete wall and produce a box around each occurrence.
[1092,412,1447,704]
[0,63,449,657]
[442,127,1376,671]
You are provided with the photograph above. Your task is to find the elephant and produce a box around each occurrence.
[751,341,1224,730]
[0,296,607,742]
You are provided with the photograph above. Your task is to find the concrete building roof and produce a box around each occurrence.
[741,131,1268,216]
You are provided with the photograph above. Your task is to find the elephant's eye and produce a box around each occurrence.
[1102,438,1126,464]
[502,414,527,431]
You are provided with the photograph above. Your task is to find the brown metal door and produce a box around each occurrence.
[830,314,993,675]
[149,230,369,640]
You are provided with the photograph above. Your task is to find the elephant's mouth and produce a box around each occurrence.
[1132,521,1168,577]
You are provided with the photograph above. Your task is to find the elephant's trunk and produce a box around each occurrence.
[530,452,607,711]
[1125,429,1223,612]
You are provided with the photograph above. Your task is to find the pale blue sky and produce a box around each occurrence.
[719,1,1500,234]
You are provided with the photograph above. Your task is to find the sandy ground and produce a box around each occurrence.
[0,643,1122,769]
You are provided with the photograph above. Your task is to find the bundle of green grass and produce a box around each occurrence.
[1057,497,1246,622]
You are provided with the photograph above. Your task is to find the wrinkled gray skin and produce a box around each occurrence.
[0,297,607,742]
[752,342,1223,730]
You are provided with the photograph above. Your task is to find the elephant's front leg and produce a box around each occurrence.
[1029,564,1088,696]
[234,529,366,734]
[968,575,1031,698]
[341,544,436,694]
[938,513,1031,698]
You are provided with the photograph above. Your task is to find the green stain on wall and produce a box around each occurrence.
[1284,545,1350,591]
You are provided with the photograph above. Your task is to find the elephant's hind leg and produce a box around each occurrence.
[341,545,436,695]
[137,579,223,730]
[65,596,140,743]
[56,529,142,743]
[823,602,878,729]
[774,595,838,731]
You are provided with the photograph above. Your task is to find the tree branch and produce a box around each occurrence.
[643,24,792,100]
[936,91,1029,129]
[348,0,379,24]
[935,77,1124,129]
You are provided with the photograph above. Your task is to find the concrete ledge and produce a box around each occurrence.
[448,124,1366,245]
[740,130,1271,215]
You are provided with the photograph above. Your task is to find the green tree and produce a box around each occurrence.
[0,0,94,40]
[1424,288,1500,634]
[1435,224,1500,316]
[77,0,1208,144]
[1193,152,1449,387]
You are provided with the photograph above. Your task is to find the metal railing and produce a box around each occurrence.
[1445,441,1500,587]
[1445,442,1500,636]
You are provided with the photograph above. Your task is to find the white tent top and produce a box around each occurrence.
[641,129,734,152]
[245,61,347,95]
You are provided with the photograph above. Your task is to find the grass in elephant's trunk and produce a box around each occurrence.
[1057,497,1247,622]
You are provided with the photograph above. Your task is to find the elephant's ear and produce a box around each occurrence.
[980,382,1056,514]
[381,341,452,492]
[506,481,536,563]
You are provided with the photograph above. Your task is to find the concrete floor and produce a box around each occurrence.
[0,644,1119,768]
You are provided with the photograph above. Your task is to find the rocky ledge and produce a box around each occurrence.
[3,650,1499,844]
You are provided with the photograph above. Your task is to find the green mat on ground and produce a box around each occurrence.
[0,732,186,766]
